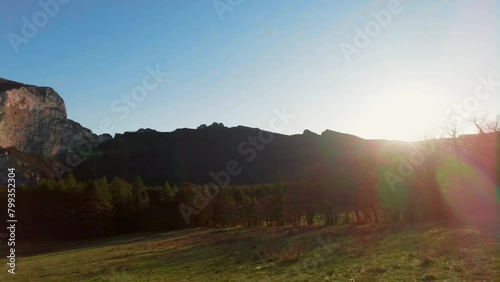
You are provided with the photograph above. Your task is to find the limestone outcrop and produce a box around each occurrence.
[0,79,99,157]
[0,78,110,183]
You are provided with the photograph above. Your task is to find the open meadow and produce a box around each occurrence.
[5,222,499,281]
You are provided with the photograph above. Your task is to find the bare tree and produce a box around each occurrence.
[440,112,467,188]
[441,112,463,154]
[470,114,499,134]
[470,114,488,134]
[485,115,500,133]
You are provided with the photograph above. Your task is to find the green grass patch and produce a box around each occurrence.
[3,223,499,281]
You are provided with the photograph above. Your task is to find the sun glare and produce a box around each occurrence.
[358,88,450,141]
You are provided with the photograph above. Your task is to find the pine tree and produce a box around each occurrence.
[131,176,150,209]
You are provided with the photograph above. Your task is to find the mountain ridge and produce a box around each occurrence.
[0,78,497,188]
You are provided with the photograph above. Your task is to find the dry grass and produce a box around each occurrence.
[4,222,499,281]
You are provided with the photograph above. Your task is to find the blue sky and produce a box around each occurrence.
[1,0,499,141]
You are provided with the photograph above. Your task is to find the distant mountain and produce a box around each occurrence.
[0,78,498,187]
[72,123,405,186]
[72,128,499,187]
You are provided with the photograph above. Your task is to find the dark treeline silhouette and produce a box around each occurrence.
[1,129,497,240]
[1,153,475,241]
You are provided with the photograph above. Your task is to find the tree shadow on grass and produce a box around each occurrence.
[18,228,216,257]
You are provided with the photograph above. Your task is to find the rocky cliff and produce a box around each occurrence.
[0,78,102,157]
[0,78,110,183]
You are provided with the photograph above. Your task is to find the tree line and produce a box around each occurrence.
[0,149,466,241]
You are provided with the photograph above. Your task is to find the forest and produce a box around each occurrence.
[3,143,494,241]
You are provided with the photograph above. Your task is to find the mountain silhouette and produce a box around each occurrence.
[73,124,380,185]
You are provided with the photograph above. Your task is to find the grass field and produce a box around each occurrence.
[3,222,499,281]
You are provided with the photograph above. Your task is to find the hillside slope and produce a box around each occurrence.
[9,223,499,281]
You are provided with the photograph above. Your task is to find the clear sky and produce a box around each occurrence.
[1,0,499,141]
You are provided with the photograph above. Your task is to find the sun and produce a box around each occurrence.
[357,89,451,141]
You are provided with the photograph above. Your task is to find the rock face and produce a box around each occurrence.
[0,146,58,184]
[0,78,101,158]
